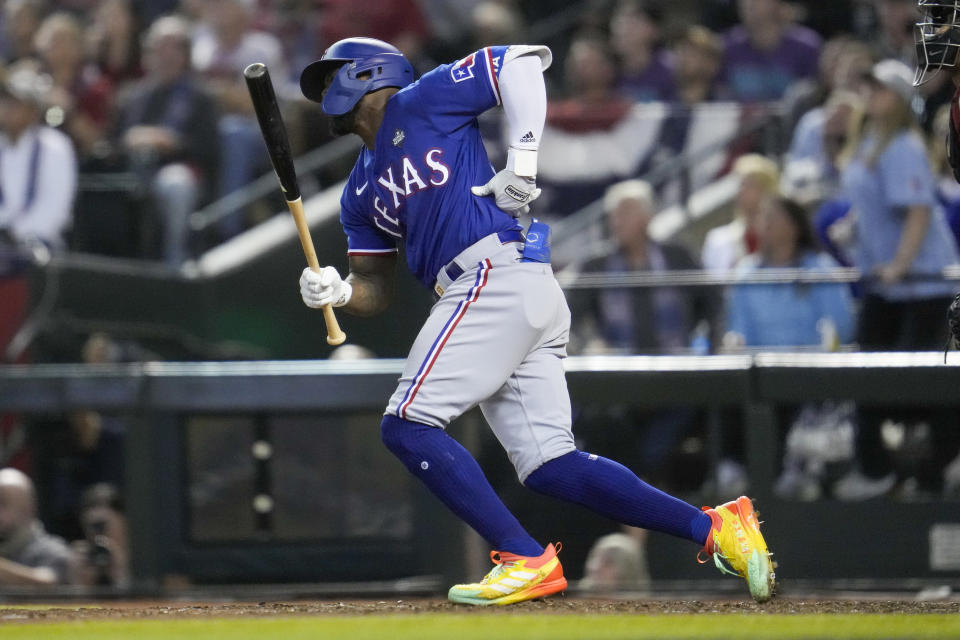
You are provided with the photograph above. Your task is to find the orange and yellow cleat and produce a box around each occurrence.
[448,542,567,606]
[699,496,776,602]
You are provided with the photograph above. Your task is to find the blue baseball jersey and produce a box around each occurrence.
[339,46,523,288]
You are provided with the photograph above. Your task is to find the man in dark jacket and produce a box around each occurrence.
[571,179,716,354]
[111,15,219,266]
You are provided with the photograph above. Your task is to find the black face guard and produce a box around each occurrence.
[915,1,960,85]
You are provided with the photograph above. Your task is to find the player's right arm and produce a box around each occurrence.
[343,253,396,316]
[299,254,396,317]
[300,169,399,316]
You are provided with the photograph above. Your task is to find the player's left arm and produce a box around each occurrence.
[471,48,550,216]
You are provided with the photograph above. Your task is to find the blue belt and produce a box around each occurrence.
[441,229,524,283]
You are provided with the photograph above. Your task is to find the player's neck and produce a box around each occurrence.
[356,118,379,149]
[354,88,400,149]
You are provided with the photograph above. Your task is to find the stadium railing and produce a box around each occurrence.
[2,353,959,596]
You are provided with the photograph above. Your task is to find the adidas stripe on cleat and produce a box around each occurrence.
[448,542,567,606]
[698,496,776,603]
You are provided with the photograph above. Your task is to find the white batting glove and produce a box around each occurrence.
[471,169,541,217]
[299,266,352,309]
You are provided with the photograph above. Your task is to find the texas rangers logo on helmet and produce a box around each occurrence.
[451,53,476,83]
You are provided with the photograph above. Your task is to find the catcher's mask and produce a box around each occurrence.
[946,293,960,362]
[915,1,960,85]
[300,37,415,116]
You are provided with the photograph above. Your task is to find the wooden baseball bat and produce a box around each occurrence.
[243,62,346,346]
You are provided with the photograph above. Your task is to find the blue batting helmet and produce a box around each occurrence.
[300,37,415,115]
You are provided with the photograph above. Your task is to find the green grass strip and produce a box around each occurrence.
[2,613,960,640]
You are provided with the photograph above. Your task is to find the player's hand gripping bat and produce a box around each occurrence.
[244,62,346,346]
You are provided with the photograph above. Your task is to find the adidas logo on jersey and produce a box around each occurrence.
[520,131,536,143]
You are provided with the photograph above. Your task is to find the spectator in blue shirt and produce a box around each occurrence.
[833,59,960,500]
[841,59,958,349]
[724,196,854,348]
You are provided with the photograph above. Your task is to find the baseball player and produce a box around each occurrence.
[915,1,960,349]
[297,37,775,604]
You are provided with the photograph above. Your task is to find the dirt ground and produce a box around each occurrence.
[2,597,958,623]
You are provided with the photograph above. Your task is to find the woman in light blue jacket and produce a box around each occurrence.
[841,59,958,350]
[833,59,960,499]
[725,196,854,348]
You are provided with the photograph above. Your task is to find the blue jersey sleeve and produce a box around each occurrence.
[405,46,510,133]
[340,171,398,257]
[879,133,937,209]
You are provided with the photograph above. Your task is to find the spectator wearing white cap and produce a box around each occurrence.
[842,58,957,339]
[834,58,960,499]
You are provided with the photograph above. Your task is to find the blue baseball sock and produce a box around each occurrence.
[524,450,713,545]
[381,415,544,557]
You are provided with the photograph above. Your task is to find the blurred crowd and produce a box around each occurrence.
[0,0,953,352]
[2,0,960,591]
